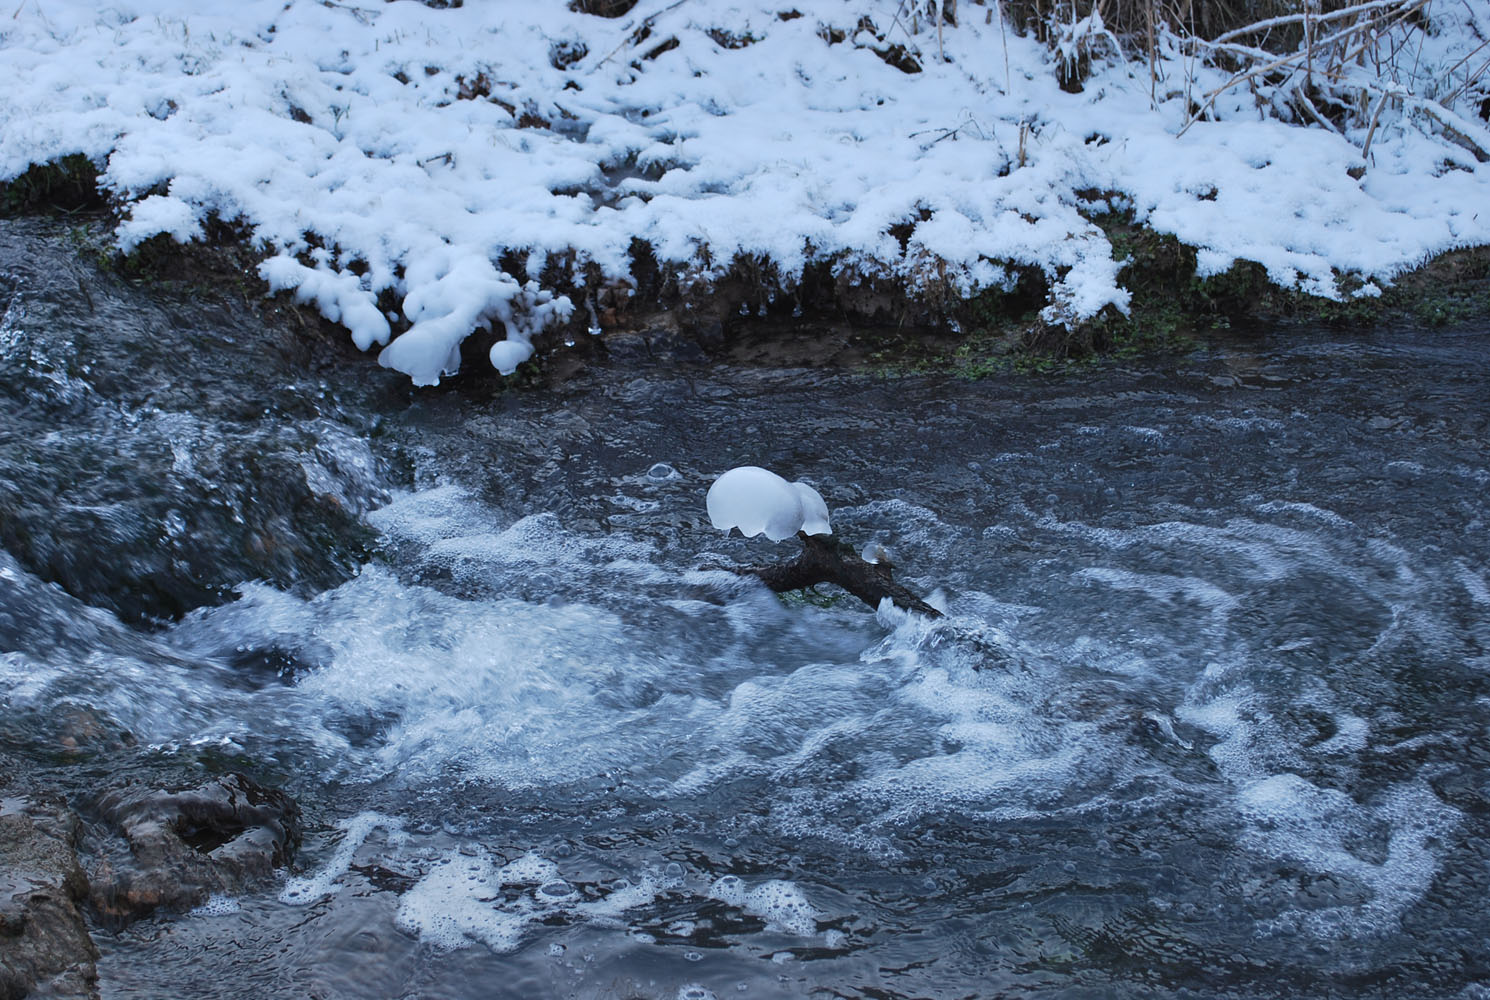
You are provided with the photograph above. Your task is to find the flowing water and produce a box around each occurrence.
[3,292,1490,998]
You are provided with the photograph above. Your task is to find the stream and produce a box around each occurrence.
[2,218,1489,998]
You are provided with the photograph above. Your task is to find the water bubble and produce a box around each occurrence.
[664,861,685,885]
[679,987,717,1000]
[684,950,703,962]
[188,894,241,918]
[648,462,677,480]
[539,880,575,898]
[548,943,566,956]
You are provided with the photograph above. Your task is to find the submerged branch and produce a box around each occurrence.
[734,532,944,618]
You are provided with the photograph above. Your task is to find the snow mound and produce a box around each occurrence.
[707,466,831,542]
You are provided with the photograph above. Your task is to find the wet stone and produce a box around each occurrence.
[0,794,98,1000]
[88,773,301,924]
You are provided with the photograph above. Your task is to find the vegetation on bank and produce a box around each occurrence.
[0,128,1484,384]
[3,150,1486,381]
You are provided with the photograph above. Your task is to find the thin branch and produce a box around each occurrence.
[1177,11,1418,136]
[1213,0,1422,45]
[592,0,689,70]
[1295,83,1344,134]
[936,0,945,63]
[1361,90,1390,161]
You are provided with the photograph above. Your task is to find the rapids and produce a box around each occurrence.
[2,221,1488,998]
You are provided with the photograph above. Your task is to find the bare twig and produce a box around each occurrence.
[1177,10,1419,136]
[1295,83,1343,134]
[592,0,689,70]
[1304,1,1314,90]
[1147,0,1157,106]
[936,0,945,62]
[996,0,1011,93]
[1361,90,1390,160]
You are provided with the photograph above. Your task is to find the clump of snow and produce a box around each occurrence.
[3,1,1488,382]
[488,339,534,376]
[707,466,831,542]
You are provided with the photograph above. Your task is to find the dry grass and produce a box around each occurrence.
[1001,0,1403,44]
[984,0,1488,157]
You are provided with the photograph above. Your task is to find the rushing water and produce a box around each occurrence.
[3,316,1490,998]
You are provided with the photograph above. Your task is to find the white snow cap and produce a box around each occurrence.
[707,466,832,542]
[488,339,534,376]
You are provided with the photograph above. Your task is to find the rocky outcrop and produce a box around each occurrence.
[0,796,98,1000]
[88,774,301,923]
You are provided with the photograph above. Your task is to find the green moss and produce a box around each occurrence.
[0,155,103,217]
[777,586,849,610]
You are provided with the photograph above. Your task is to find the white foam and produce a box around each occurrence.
[395,850,530,952]
[708,876,819,937]
[1074,566,1238,615]
[1255,500,1354,529]
[188,894,241,918]
[497,852,560,886]
[280,811,400,906]
[1457,562,1490,607]
[1239,776,1461,939]
[394,848,660,952]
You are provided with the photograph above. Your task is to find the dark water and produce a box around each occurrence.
[3,255,1490,1000]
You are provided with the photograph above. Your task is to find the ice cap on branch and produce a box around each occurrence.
[706,466,832,542]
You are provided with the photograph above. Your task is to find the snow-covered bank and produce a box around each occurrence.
[3,0,1488,383]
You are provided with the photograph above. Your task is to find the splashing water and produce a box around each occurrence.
[7,330,1490,999]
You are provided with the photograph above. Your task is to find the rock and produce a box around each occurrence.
[89,774,300,923]
[0,216,400,623]
[0,796,98,1000]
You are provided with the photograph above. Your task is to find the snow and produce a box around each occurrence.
[707,466,832,542]
[2,0,1488,383]
[488,338,535,376]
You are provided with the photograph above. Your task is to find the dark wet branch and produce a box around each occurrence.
[735,532,943,618]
